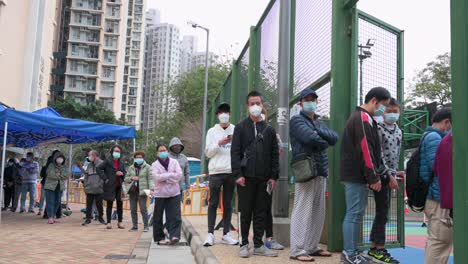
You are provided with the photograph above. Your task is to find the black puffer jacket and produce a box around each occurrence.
[290,112,338,177]
[97,149,126,201]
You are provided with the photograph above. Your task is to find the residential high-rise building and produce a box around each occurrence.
[141,19,181,131]
[192,51,217,70]
[145,8,160,27]
[120,0,146,128]
[51,0,128,118]
[180,35,197,74]
[0,0,58,111]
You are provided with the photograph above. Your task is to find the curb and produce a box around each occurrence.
[182,216,220,264]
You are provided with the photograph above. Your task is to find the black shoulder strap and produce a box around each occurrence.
[419,132,435,185]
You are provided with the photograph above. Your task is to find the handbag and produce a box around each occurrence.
[291,153,318,183]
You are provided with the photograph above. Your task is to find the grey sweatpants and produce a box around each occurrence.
[129,192,149,228]
[290,176,326,257]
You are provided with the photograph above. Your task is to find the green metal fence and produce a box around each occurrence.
[206,0,405,249]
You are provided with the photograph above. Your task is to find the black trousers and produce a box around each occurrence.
[370,182,390,246]
[265,191,273,238]
[3,185,14,208]
[238,178,268,248]
[106,187,123,223]
[207,174,235,234]
[153,195,181,242]
[86,193,103,221]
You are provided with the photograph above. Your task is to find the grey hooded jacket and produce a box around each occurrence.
[169,137,190,188]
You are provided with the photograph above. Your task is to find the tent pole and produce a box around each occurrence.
[66,144,72,208]
[0,122,8,225]
[133,138,136,153]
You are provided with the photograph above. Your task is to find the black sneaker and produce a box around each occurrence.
[129,226,138,232]
[99,218,106,225]
[368,248,400,264]
[341,251,371,264]
[82,219,91,226]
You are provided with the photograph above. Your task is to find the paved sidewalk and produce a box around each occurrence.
[185,214,341,264]
[0,203,141,264]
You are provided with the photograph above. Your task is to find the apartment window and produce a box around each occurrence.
[102,67,115,79]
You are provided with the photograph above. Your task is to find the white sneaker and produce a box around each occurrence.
[203,233,215,247]
[222,233,239,245]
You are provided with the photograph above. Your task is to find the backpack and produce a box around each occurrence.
[405,133,434,212]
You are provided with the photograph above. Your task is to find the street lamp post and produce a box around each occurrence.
[358,39,375,105]
[188,21,210,173]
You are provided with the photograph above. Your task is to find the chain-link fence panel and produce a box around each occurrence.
[293,0,332,94]
[223,75,232,104]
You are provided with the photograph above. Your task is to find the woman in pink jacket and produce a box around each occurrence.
[151,144,183,245]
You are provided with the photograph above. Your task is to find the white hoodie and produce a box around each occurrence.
[205,123,235,175]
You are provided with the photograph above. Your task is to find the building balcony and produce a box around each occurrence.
[69,21,102,30]
[66,70,98,78]
[100,76,116,82]
[106,0,121,5]
[68,36,101,45]
[103,45,119,51]
[67,53,99,61]
[104,28,119,35]
[63,87,97,94]
[70,4,103,13]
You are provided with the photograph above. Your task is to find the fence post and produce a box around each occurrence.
[451,0,468,262]
[248,27,257,92]
[328,0,359,251]
[231,60,239,124]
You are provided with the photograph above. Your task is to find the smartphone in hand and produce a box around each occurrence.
[266,182,273,195]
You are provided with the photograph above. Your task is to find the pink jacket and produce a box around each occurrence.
[151,158,182,198]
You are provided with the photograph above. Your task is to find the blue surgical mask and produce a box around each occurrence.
[384,113,400,124]
[134,158,144,165]
[374,104,386,116]
[158,151,169,159]
[303,101,318,113]
[112,152,121,159]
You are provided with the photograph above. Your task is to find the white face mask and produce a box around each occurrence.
[56,157,64,164]
[249,105,262,117]
[218,113,230,124]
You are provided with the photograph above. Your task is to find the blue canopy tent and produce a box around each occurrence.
[0,107,136,224]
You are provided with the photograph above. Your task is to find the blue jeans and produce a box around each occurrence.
[342,182,369,256]
[38,184,46,211]
[20,183,36,211]
[45,189,62,218]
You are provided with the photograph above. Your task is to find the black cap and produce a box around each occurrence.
[300,89,318,100]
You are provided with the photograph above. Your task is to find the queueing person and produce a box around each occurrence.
[81,150,106,226]
[260,107,284,251]
[98,145,126,230]
[289,88,338,262]
[203,103,238,247]
[367,98,403,264]
[341,87,391,264]
[12,158,25,212]
[419,108,452,264]
[231,91,279,258]
[151,144,182,245]
[20,152,39,214]
[2,159,18,211]
[44,151,68,224]
[168,137,190,192]
[125,151,153,232]
[38,150,60,217]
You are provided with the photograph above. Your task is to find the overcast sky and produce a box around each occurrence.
[148,0,451,82]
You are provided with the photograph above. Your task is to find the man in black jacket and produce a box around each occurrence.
[340,87,391,264]
[231,91,279,258]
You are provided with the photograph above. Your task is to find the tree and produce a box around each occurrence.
[410,53,451,107]
[48,97,120,124]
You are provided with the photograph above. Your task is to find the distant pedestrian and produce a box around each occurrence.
[203,103,238,247]
[11,158,25,212]
[81,150,106,226]
[98,145,127,230]
[341,87,391,264]
[2,159,17,211]
[231,91,279,258]
[20,152,39,214]
[126,151,153,233]
[289,89,338,262]
[44,151,67,224]
[38,150,60,217]
[151,144,182,245]
[168,137,190,192]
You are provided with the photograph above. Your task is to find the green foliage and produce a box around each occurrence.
[48,97,120,124]
[410,53,452,107]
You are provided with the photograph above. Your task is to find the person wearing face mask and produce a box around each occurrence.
[80,150,106,226]
[43,151,68,224]
[20,152,40,214]
[98,145,127,229]
[168,138,190,193]
[289,89,338,262]
[12,158,26,212]
[38,150,60,217]
[203,103,238,247]
[125,151,153,232]
[366,98,403,264]
[2,159,18,211]
[418,108,452,264]
[231,91,279,258]
[341,87,391,264]
[151,144,183,245]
